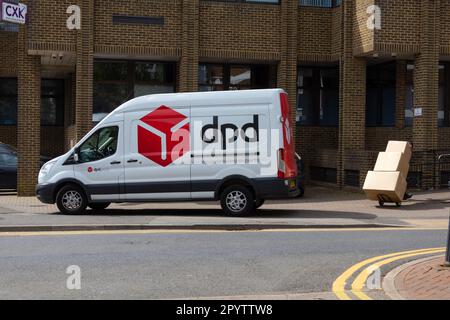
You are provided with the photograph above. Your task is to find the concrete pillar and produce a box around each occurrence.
[338,0,366,188]
[179,0,199,92]
[413,0,440,188]
[277,0,298,135]
[17,14,41,196]
[75,0,94,141]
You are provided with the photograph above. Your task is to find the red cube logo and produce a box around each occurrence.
[137,105,190,167]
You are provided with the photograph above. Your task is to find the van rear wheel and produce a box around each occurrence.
[56,184,87,215]
[220,185,254,216]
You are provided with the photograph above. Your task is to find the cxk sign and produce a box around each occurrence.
[1,1,27,24]
[137,105,190,167]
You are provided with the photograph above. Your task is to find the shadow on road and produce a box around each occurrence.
[65,208,378,220]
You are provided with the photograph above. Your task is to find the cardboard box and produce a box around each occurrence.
[385,141,412,163]
[374,152,410,177]
[363,171,407,203]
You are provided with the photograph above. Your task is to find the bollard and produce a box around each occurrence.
[445,214,450,267]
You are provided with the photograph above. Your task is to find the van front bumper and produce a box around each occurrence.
[36,183,56,204]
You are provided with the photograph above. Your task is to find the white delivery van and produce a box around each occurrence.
[36,89,299,216]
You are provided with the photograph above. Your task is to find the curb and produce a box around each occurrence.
[382,255,444,300]
[0,223,407,233]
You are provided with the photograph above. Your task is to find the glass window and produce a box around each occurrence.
[41,80,64,126]
[297,66,339,126]
[366,63,396,127]
[405,64,414,127]
[319,68,339,126]
[299,0,341,7]
[0,79,18,125]
[438,64,449,127]
[198,64,275,92]
[78,126,119,163]
[230,67,251,90]
[93,61,175,122]
[134,62,175,97]
[0,153,17,166]
[0,78,64,126]
[198,65,224,92]
[297,68,314,125]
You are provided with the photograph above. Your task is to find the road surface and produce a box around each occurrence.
[0,228,447,299]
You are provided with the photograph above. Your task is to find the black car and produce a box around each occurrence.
[0,143,52,190]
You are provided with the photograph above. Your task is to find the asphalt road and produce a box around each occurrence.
[0,228,447,299]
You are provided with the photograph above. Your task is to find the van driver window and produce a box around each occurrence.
[79,126,119,163]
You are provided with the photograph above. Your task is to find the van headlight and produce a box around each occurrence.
[39,161,55,178]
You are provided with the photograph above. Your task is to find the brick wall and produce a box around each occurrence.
[0,32,17,76]
[17,2,41,196]
[94,0,182,58]
[298,6,332,61]
[199,2,281,61]
[440,0,450,54]
[27,0,76,52]
[353,0,374,55]
[374,0,421,54]
[0,0,449,191]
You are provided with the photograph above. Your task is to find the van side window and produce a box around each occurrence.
[79,126,119,163]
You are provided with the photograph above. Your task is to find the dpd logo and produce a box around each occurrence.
[137,105,190,167]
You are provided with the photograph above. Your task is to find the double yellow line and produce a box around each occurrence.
[332,247,446,300]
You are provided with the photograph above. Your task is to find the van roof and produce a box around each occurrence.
[113,88,285,115]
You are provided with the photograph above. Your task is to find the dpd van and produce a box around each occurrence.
[36,89,299,216]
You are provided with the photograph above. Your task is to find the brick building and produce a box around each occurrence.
[0,0,448,195]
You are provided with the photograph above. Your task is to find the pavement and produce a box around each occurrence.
[0,186,450,231]
[384,255,450,300]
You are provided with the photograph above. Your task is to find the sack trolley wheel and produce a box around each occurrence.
[377,194,399,207]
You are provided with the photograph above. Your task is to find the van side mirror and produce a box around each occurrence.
[73,152,79,163]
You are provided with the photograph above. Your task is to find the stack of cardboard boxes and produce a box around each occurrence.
[363,141,412,204]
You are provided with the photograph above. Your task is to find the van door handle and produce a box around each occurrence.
[127,159,138,163]
[110,161,121,165]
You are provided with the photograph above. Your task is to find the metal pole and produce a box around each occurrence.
[445,214,450,267]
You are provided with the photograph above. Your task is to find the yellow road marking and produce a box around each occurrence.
[0,227,446,238]
[351,248,445,300]
[332,247,445,300]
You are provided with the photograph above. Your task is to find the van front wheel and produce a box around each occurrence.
[56,184,87,215]
[220,185,254,216]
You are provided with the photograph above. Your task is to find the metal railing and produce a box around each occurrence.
[406,150,450,190]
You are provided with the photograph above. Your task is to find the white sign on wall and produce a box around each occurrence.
[1,1,27,25]
[414,107,423,117]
